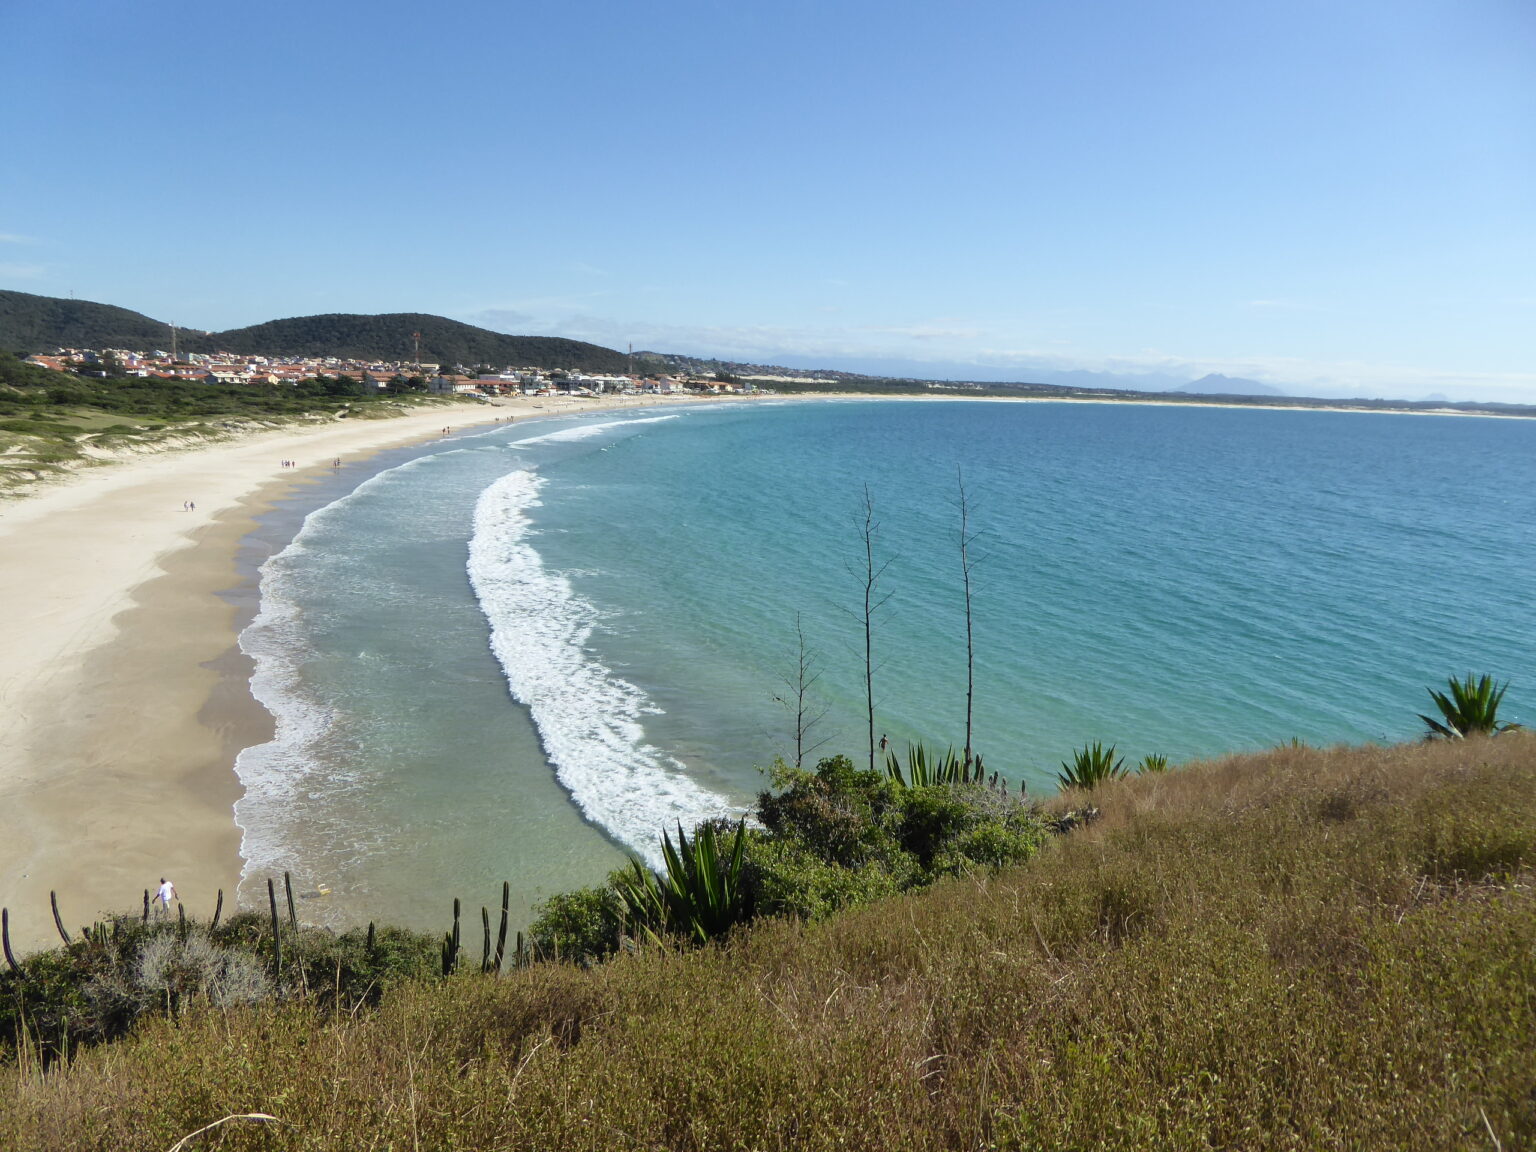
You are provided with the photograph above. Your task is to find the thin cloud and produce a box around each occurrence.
[0,262,47,279]
[0,233,36,245]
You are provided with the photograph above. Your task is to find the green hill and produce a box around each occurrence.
[0,289,177,353]
[202,311,629,372]
[0,290,629,373]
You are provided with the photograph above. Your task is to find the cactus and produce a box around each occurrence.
[267,877,283,977]
[2,908,23,978]
[493,881,510,973]
[366,921,376,954]
[284,871,298,929]
[210,888,224,932]
[481,906,492,974]
[142,890,150,923]
[441,898,461,976]
[50,891,71,945]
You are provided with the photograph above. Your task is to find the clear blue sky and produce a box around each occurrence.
[3,0,1532,400]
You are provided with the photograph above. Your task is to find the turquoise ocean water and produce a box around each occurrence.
[233,399,1536,930]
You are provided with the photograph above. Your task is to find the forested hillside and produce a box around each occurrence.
[0,290,629,372]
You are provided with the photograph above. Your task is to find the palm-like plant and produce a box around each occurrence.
[1419,674,1521,739]
[883,742,987,787]
[1057,742,1129,791]
[614,820,752,945]
[1137,753,1169,774]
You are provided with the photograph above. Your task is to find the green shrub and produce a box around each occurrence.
[1059,741,1130,790]
[526,885,626,963]
[1420,674,1521,739]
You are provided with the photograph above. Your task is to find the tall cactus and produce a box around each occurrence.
[283,871,298,929]
[210,888,224,932]
[267,877,283,978]
[493,881,511,973]
[50,891,71,945]
[441,898,461,976]
[2,908,22,978]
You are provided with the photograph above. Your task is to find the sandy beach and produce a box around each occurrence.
[0,393,706,953]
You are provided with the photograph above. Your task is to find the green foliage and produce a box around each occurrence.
[613,820,753,946]
[738,833,906,921]
[529,752,1047,965]
[1138,752,1170,773]
[882,741,987,786]
[1058,741,1130,790]
[1420,674,1521,739]
[0,911,441,1062]
[526,886,626,962]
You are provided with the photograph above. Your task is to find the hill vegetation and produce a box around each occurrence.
[205,312,629,372]
[0,349,467,494]
[0,290,174,353]
[3,732,1532,1150]
[0,290,630,373]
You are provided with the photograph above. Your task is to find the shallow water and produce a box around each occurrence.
[233,399,1536,931]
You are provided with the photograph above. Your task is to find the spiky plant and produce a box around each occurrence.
[1057,742,1129,791]
[1420,674,1521,739]
[884,742,987,787]
[614,820,752,946]
[1138,753,1169,774]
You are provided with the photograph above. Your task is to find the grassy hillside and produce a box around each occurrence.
[0,290,630,373]
[3,734,1531,1150]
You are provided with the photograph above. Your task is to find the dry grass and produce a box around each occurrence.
[3,735,1533,1150]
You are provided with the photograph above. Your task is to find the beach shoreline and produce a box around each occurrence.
[0,393,712,953]
[2,388,1510,952]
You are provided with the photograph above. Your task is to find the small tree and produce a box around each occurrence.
[852,486,893,774]
[775,614,831,770]
[1419,674,1521,739]
[956,468,980,768]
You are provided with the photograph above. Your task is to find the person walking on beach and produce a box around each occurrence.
[153,877,177,913]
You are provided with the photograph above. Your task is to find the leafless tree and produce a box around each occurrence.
[957,467,980,768]
[853,485,894,773]
[774,613,831,769]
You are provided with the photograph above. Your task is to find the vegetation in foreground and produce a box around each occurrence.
[3,733,1532,1150]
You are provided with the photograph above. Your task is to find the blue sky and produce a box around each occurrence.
[3,0,1532,400]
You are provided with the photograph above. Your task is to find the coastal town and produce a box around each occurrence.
[22,346,763,398]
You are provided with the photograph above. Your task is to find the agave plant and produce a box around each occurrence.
[1137,753,1169,774]
[1057,742,1129,791]
[1419,674,1521,739]
[883,742,987,787]
[613,819,752,945]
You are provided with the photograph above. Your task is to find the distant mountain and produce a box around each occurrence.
[0,290,630,373]
[1168,373,1287,397]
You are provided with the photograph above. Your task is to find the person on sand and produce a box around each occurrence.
[154,877,177,913]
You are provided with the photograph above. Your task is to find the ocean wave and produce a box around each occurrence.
[231,448,465,899]
[510,413,679,448]
[467,466,735,864]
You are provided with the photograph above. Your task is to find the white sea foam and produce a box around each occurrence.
[510,413,679,448]
[467,465,735,864]
[231,449,462,898]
